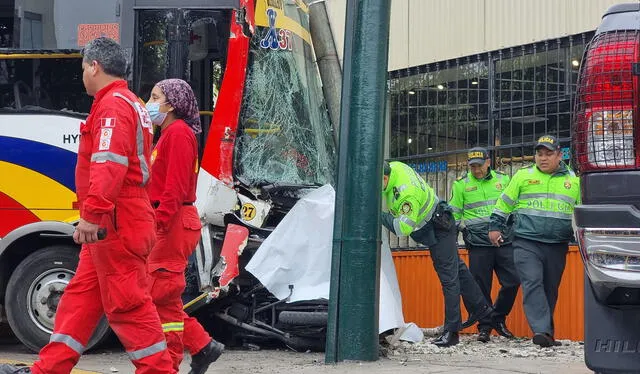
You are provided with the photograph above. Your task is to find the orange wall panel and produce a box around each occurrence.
[392,245,584,340]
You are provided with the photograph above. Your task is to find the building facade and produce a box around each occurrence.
[324,0,622,249]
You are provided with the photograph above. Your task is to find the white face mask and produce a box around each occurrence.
[146,102,168,125]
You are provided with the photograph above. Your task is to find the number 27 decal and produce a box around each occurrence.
[241,203,256,221]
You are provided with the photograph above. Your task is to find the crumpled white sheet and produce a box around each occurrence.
[246,184,422,342]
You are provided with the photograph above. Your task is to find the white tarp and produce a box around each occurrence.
[246,184,422,342]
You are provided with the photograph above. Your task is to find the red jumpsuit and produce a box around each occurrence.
[33,80,175,374]
[147,119,212,370]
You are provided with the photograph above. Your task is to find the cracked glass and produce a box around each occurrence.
[234,17,335,187]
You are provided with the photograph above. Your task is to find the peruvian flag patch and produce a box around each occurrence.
[101,118,116,128]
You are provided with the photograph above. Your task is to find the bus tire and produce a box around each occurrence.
[5,245,111,353]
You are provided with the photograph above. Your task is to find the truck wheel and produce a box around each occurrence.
[5,245,111,353]
[279,311,328,326]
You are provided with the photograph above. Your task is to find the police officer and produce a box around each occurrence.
[489,135,580,348]
[382,161,492,347]
[450,147,519,343]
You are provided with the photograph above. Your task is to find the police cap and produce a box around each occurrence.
[467,147,489,166]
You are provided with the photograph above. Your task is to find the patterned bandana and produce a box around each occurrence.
[155,79,202,134]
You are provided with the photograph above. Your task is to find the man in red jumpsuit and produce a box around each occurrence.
[0,37,175,374]
[145,79,224,374]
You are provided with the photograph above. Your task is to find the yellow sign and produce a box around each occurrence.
[241,203,257,221]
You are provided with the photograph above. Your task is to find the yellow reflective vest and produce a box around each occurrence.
[489,162,580,243]
[449,169,510,247]
[382,161,439,237]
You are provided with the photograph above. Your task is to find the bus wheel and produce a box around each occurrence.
[6,245,111,353]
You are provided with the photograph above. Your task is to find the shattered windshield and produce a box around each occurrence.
[234,3,335,187]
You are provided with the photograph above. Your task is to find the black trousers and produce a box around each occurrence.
[512,237,568,336]
[467,244,520,332]
[413,213,487,332]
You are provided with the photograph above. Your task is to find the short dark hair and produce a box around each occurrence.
[383,161,391,176]
[80,37,128,79]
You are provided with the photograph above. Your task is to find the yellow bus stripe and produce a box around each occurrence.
[255,1,312,45]
[0,161,78,221]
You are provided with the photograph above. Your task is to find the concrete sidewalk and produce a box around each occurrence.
[0,343,591,374]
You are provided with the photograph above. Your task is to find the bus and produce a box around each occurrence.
[0,0,335,352]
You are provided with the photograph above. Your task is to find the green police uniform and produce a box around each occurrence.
[489,162,580,243]
[449,167,520,335]
[382,161,488,336]
[489,155,580,341]
[382,161,439,237]
[450,169,511,247]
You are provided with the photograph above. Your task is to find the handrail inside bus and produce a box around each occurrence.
[0,50,81,59]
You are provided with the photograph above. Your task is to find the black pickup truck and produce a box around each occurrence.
[572,3,640,373]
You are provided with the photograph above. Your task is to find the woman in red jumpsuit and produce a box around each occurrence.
[146,79,224,374]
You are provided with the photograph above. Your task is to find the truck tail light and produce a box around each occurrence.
[577,228,640,272]
[573,30,640,172]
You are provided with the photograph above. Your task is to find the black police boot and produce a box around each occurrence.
[461,304,494,329]
[553,339,563,346]
[477,329,491,343]
[532,333,555,348]
[188,339,225,374]
[0,364,31,373]
[494,321,515,339]
[431,331,459,347]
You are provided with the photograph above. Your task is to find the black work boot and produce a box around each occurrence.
[461,304,494,329]
[494,321,515,339]
[0,364,31,373]
[189,339,225,374]
[431,330,459,347]
[477,329,491,343]
[532,333,555,348]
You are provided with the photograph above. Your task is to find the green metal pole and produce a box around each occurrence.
[326,0,392,363]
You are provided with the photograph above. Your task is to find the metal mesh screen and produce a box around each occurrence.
[572,30,639,172]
